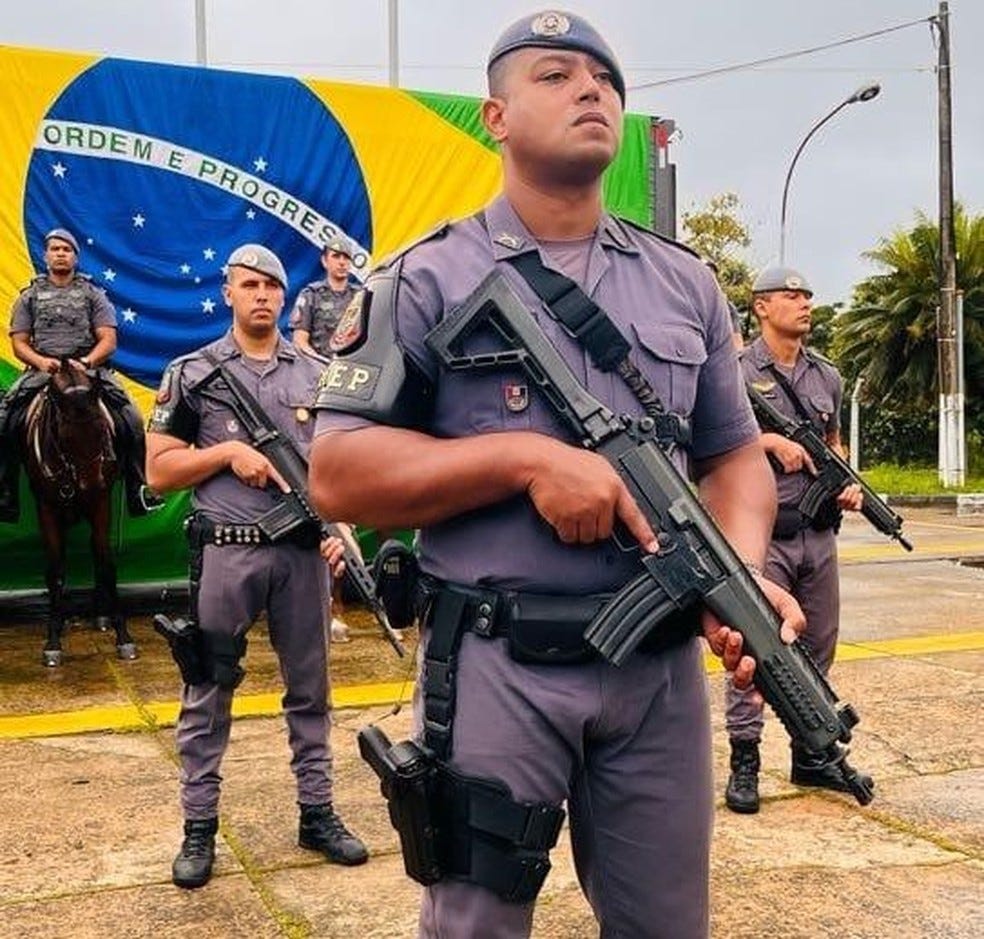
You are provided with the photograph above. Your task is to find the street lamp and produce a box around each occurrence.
[779,81,881,264]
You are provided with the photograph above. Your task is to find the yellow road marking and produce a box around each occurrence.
[839,539,984,562]
[1,635,981,740]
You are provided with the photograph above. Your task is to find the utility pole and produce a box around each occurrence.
[936,1,963,486]
[194,0,208,66]
[388,0,399,87]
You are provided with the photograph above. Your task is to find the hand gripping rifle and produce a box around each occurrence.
[745,382,912,551]
[195,363,405,657]
[425,271,873,804]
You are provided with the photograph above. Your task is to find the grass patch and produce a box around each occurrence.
[861,464,984,495]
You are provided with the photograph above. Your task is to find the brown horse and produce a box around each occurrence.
[22,360,137,666]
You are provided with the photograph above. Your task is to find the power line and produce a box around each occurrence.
[627,15,934,91]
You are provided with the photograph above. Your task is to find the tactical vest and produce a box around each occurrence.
[305,282,357,355]
[26,276,97,357]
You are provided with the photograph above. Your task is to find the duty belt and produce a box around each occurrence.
[416,575,699,760]
[184,513,319,549]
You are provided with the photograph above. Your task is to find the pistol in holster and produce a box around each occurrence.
[152,614,209,686]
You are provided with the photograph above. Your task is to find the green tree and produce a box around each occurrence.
[832,205,984,407]
[830,204,984,464]
[681,192,755,312]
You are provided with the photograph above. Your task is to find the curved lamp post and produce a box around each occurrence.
[779,81,881,264]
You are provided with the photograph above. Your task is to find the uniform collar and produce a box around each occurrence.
[483,194,638,260]
[748,335,806,371]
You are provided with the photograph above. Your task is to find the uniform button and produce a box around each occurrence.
[477,602,493,617]
[474,616,491,634]
[604,553,616,566]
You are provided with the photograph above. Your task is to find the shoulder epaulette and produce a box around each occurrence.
[295,345,333,367]
[613,216,702,260]
[804,347,835,367]
[374,221,452,271]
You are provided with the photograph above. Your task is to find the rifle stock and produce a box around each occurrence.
[425,270,873,805]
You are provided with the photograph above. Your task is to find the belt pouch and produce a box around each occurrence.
[505,594,605,665]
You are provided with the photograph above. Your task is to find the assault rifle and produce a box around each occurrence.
[195,364,405,657]
[745,382,912,551]
[425,270,873,804]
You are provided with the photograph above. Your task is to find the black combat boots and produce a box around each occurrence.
[791,746,875,794]
[725,739,761,814]
[172,817,218,889]
[298,803,368,866]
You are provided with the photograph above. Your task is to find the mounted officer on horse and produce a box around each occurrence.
[0,227,163,522]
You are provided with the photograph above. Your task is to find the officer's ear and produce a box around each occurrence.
[222,281,233,307]
[482,96,508,143]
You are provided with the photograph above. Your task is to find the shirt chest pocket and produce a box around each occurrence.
[277,389,316,447]
[631,322,708,415]
[807,392,836,430]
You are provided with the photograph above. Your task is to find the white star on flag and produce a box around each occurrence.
[220,265,229,275]
[201,298,216,314]
[87,238,94,245]
[180,263,191,274]
[253,157,267,172]
[132,213,145,228]
[103,269,116,282]
[121,308,137,323]
[203,247,216,260]
[246,209,256,220]
[52,162,67,178]
[195,276,201,284]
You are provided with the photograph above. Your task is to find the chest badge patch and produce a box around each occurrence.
[329,290,367,354]
[504,382,529,413]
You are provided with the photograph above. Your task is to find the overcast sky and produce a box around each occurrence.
[2,0,981,305]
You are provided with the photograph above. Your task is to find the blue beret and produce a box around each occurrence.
[752,266,813,297]
[487,10,625,104]
[44,228,80,253]
[226,243,288,290]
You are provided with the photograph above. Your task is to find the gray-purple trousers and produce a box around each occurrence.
[416,631,713,939]
[176,542,331,819]
[725,526,840,742]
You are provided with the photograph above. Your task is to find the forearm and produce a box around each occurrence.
[309,426,551,528]
[292,330,316,355]
[695,441,777,567]
[11,335,49,370]
[83,337,116,368]
[146,436,237,492]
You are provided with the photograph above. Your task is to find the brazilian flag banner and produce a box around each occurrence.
[0,44,660,593]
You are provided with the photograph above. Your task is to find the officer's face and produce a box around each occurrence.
[323,250,352,281]
[223,268,285,337]
[44,239,77,275]
[755,290,813,339]
[483,48,623,186]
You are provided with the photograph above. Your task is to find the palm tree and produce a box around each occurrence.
[832,205,984,415]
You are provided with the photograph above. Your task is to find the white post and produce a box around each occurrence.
[849,376,863,470]
[956,290,966,485]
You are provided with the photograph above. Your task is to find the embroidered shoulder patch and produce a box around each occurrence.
[329,290,368,353]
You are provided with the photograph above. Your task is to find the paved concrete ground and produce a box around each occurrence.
[0,507,982,938]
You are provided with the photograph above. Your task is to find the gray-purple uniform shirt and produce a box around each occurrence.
[288,279,359,356]
[740,335,843,510]
[315,195,759,593]
[149,329,326,523]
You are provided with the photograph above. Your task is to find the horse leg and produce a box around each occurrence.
[39,504,66,668]
[89,498,137,661]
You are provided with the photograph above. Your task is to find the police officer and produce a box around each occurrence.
[289,235,359,357]
[723,266,872,814]
[309,12,804,938]
[146,243,367,890]
[0,228,162,521]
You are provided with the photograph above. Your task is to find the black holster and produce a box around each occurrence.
[152,614,209,685]
[358,725,565,904]
[372,538,420,630]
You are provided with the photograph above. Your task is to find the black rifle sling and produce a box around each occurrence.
[765,363,820,426]
[502,241,688,445]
